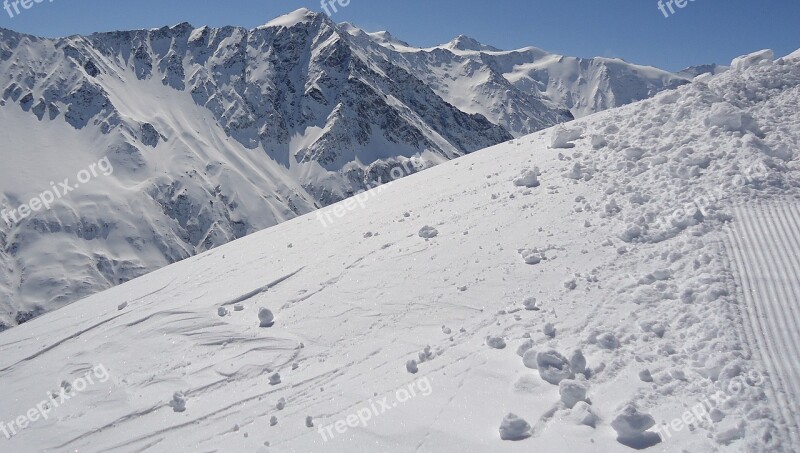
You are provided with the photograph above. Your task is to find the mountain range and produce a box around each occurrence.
[0,8,695,328]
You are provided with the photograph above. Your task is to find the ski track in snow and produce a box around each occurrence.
[726,202,800,446]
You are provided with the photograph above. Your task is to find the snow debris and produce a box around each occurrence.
[269,373,281,385]
[559,379,589,409]
[568,401,599,428]
[499,413,531,441]
[569,349,587,375]
[611,404,661,449]
[258,308,275,327]
[418,226,439,239]
[513,168,541,188]
[550,126,582,149]
[516,339,534,357]
[523,297,539,311]
[522,349,538,369]
[537,350,574,385]
[519,248,546,265]
[169,392,187,413]
[731,49,774,71]
[486,336,507,349]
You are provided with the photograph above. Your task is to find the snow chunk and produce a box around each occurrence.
[569,349,587,375]
[550,126,582,149]
[169,392,187,412]
[559,379,588,408]
[595,332,620,349]
[564,162,587,180]
[523,297,539,311]
[522,349,538,369]
[513,168,540,188]
[519,249,545,265]
[516,339,534,356]
[418,226,439,239]
[259,308,275,327]
[704,103,761,135]
[730,49,774,71]
[569,401,599,427]
[486,336,506,349]
[499,413,531,441]
[611,404,661,449]
[590,134,607,149]
[537,350,574,385]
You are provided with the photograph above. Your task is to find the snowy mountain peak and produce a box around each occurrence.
[259,7,320,29]
[444,34,499,52]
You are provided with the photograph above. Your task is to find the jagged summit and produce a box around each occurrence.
[259,7,321,29]
[444,34,500,52]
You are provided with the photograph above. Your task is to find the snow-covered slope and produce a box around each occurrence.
[0,49,797,452]
[0,9,696,328]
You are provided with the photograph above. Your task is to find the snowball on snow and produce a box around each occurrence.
[522,349,538,369]
[499,413,531,440]
[486,336,506,349]
[516,339,534,357]
[259,308,275,327]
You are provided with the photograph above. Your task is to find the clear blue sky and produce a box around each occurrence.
[1,0,798,71]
